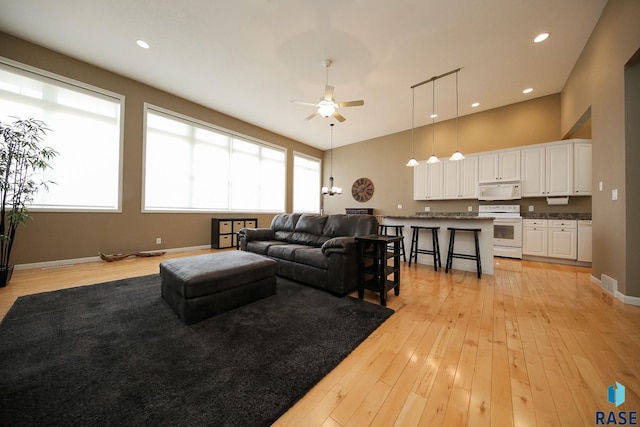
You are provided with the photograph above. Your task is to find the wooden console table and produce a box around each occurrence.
[355,234,402,306]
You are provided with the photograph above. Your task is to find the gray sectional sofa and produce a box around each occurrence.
[238,213,378,295]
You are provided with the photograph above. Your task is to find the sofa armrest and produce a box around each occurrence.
[321,237,356,255]
[239,227,275,242]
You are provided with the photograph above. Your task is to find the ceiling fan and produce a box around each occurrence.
[291,60,364,122]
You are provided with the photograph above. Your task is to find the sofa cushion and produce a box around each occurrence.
[271,213,301,232]
[294,247,329,269]
[322,214,359,237]
[246,240,287,255]
[275,230,294,241]
[295,215,327,234]
[267,244,309,261]
[287,231,322,246]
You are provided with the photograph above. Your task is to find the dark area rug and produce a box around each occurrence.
[0,275,393,426]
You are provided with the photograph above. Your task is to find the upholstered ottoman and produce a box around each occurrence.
[160,251,277,324]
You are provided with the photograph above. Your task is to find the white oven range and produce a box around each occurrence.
[478,205,523,259]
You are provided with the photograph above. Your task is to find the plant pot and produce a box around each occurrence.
[0,265,14,287]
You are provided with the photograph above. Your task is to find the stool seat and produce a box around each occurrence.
[445,227,482,278]
[378,224,407,262]
[408,226,441,271]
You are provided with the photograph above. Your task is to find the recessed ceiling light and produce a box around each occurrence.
[430,113,437,119]
[136,39,150,49]
[523,88,534,94]
[471,102,480,108]
[534,33,550,43]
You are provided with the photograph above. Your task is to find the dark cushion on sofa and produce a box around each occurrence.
[246,240,287,255]
[294,247,329,269]
[295,215,327,234]
[271,213,301,231]
[268,244,309,261]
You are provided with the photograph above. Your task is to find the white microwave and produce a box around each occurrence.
[478,182,522,200]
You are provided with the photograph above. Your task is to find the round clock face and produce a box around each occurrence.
[351,178,374,202]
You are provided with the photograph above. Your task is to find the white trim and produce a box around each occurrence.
[14,245,210,271]
[590,274,640,307]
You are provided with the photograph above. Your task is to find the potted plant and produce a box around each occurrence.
[0,118,57,287]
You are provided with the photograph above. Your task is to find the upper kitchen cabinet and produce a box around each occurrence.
[443,156,479,199]
[413,160,444,200]
[521,140,591,197]
[478,150,520,183]
[574,142,592,195]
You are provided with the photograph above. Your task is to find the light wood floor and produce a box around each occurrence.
[1,250,639,426]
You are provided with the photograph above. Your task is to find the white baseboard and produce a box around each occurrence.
[15,245,211,271]
[590,274,640,307]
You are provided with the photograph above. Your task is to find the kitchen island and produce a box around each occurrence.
[381,213,495,275]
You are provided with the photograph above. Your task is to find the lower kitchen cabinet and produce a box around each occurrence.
[523,219,577,260]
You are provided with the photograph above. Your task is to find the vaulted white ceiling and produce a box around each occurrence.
[0,0,607,149]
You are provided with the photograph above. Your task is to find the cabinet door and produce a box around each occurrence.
[442,159,460,199]
[499,150,521,181]
[425,162,443,199]
[548,228,577,259]
[521,147,546,197]
[413,161,427,200]
[546,143,573,196]
[478,154,498,183]
[523,227,548,256]
[459,156,479,198]
[574,143,592,195]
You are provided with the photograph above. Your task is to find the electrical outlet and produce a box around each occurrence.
[156,237,162,245]
[529,205,534,212]
[468,206,473,212]
[424,206,430,212]
[397,204,403,209]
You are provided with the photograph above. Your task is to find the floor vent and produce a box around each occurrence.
[601,274,617,295]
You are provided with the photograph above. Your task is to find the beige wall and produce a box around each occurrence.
[561,0,640,297]
[321,93,593,217]
[0,32,322,265]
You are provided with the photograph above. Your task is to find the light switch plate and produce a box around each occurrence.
[612,189,618,200]
[599,181,603,191]
[529,206,534,211]
[397,204,402,209]
[424,206,430,212]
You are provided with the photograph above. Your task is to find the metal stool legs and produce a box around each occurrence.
[445,228,482,278]
[408,226,441,271]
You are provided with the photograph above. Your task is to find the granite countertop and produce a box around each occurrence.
[521,212,592,220]
[382,213,494,220]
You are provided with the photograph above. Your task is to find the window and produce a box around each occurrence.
[0,60,123,211]
[144,106,285,212]
[293,153,321,213]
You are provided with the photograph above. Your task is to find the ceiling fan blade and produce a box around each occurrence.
[338,100,364,108]
[332,111,346,122]
[304,111,319,121]
[324,85,335,101]
[291,100,318,107]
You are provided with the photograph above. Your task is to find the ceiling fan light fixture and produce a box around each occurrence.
[318,102,335,117]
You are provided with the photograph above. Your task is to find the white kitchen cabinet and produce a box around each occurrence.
[546,143,574,196]
[574,142,592,195]
[577,220,592,262]
[478,150,520,183]
[523,219,548,256]
[548,220,577,259]
[413,160,443,200]
[521,142,575,197]
[443,156,478,199]
[521,146,546,197]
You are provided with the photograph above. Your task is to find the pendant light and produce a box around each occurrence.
[406,87,419,167]
[321,123,342,195]
[449,69,465,161]
[426,78,440,164]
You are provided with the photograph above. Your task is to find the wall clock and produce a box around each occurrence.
[351,178,374,202]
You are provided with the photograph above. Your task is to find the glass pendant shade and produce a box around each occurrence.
[427,154,440,164]
[449,151,465,161]
[406,158,419,167]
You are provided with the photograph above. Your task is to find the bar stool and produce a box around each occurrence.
[378,224,407,262]
[408,226,441,270]
[445,227,482,278]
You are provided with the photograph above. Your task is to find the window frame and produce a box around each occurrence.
[0,56,125,213]
[142,103,287,214]
[292,151,322,214]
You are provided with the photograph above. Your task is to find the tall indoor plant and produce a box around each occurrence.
[0,118,57,286]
